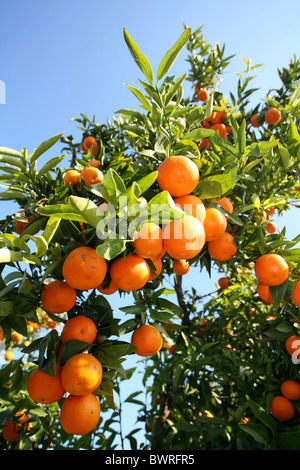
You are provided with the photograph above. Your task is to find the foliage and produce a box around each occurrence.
[0,24,300,450]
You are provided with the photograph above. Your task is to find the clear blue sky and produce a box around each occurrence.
[1,0,300,450]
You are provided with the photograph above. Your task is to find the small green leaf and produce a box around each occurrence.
[37,155,66,178]
[29,133,64,166]
[239,423,270,445]
[123,28,153,84]
[156,28,191,81]
[96,239,128,260]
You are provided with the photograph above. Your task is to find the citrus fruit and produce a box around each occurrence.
[27,365,65,404]
[203,207,227,242]
[174,194,206,224]
[61,353,102,396]
[254,253,289,286]
[61,316,97,346]
[265,108,281,125]
[41,280,77,314]
[132,222,163,259]
[207,232,237,262]
[270,396,294,421]
[163,215,205,260]
[157,155,199,197]
[80,167,104,187]
[110,254,150,292]
[131,324,163,357]
[62,246,107,290]
[63,170,81,188]
[60,393,100,435]
[172,259,190,275]
[281,380,300,401]
[292,280,300,308]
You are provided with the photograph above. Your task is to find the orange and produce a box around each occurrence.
[266,222,277,234]
[270,396,294,421]
[60,393,100,435]
[207,232,237,262]
[168,344,176,355]
[174,195,206,224]
[41,280,77,314]
[216,197,233,217]
[172,259,190,276]
[250,114,260,128]
[210,111,226,124]
[61,316,97,346]
[2,420,21,442]
[110,254,150,292]
[200,319,207,331]
[80,167,104,187]
[285,335,300,359]
[82,136,98,156]
[211,123,227,139]
[27,364,65,404]
[254,253,289,286]
[5,350,14,361]
[218,277,230,289]
[257,282,273,304]
[148,257,163,281]
[198,138,210,150]
[96,279,118,295]
[156,155,199,197]
[0,326,3,341]
[14,209,37,235]
[196,88,209,102]
[131,324,163,357]
[63,170,81,188]
[265,108,281,125]
[281,380,300,401]
[62,246,107,290]
[265,207,276,217]
[163,215,205,260]
[292,280,300,308]
[88,159,101,168]
[61,353,102,396]
[203,207,227,242]
[132,222,163,259]
[11,332,23,343]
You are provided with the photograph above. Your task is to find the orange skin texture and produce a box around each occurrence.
[131,324,163,357]
[61,316,97,346]
[110,254,150,292]
[11,332,23,343]
[5,350,14,361]
[257,282,273,304]
[174,195,206,225]
[198,138,210,150]
[250,114,260,128]
[270,396,294,421]
[281,380,300,401]
[218,277,230,289]
[63,170,81,187]
[61,353,103,396]
[207,232,237,262]
[265,108,281,125]
[266,222,277,234]
[62,247,107,290]
[60,393,100,436]
[285,336,300,359]
[172,259,190,276]
[148,257,163,281]
[132,222,163,259]
[211,123,227,139]
[163,215,205,260]
[2,420,21,442]
[0,326,3,341]
[216,197,233,216]
[80,167,104,187]
[41,280,77,314]
[157,155,199,197]
[82,136,98,156]
[96,279,118,295]
[254,253,289,286]
[292,280,300,308]
[88,159,101,168]
[196,88,209,102]
[27,365,65,404]
[203,208,227,242]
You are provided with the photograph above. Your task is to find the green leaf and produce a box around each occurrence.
[237,119,246,155]
[0,155,26,172]
[68,196,101,227]
[36,204,86,222]
[246,396,277,434]
[0,147,24,159]
[96,239,128,260]
[156,28,191,81]
[125,84,151,111]
[0,249,24,264]
[37,155,66,178]
[164,74,186,106]
[239,423,270,445]
[123,28,153,84]
[29,133,64,166]
[277,144,290,169]
[276,425,300,450]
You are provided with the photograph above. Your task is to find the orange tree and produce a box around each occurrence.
[0,25,300,450]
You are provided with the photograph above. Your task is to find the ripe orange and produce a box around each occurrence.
[2,420,21,442]
[196,88,209,102]
[80,167,104,187]
[292,280,300,308]
[210,111,226,124]
[5,350,14,361]
[82,136,98,156]
[88,159,101,168]
[62,246,107,290]
[14,209,37,235]
[250,114,260,128]
[11,332,23,343]
[266,222,277,234]
[265,207,275,217]
[174,195,206,224]
[131,324,163,357]
[172,259,190,276]
[203,207,227,242]
[198,138,210,150]
[218,277,230,289]
[254,253,289,286]
[257,282,273,304]
[0,326,3,341]
[216,197,233,217]
[285,335,300,359]
[281,380,300,401]
[63,170,81,188]
[61,353,102,396]
[60,393,100,435]
[110,254,150,292]
[265,108,281,125]
[156,155,199,197]
[132,222,163,259]
[211,123,227,139]
[168,344,176,355]
[27,365,65,404]
[41,280,77,314]
[163,215,205,260]
[148,257,163,281]
[61,316,97,346]
[270,396,294,421]
[207,232,237,262]
[96,279,118,295]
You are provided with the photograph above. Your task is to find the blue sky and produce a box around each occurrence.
[1,0,300,449]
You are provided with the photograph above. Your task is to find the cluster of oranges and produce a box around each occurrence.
[2,411,31,443]
[198,110,232,150]
[270,380,300,422]
[26,314,102,436]
[250,107,282,128]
